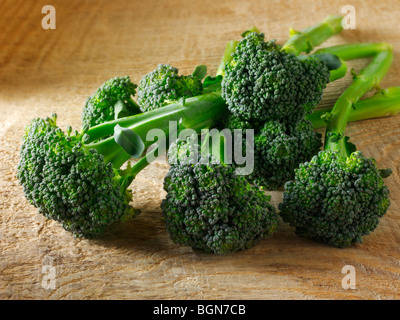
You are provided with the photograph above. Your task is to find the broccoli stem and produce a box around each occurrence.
[216,40,239,76]
[282,15,344,55]
[324,49,393,156]
[314,42,393,60]
[329,58,348,81]
[117,143,162,192]
[313,42,392,83]
[84,91,228,169]
[308,87,400,128]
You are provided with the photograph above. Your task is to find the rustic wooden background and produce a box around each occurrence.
[1,0,400,300]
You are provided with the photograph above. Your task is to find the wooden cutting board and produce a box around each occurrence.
[1,0,399,300]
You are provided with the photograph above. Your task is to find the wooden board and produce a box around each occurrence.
[1,0,400,300]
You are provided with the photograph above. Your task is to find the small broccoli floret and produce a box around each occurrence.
[223,114,322,190]
[161,137,278,254]
[252,119,322,189]
[82,76,141,129]
[279,151,390,247]
[137,64,205,111]
[221,33,330,123]
[17,115,138,238]
[279,48,393,247]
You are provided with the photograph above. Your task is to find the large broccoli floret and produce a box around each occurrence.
[221,33,330,123]
[137,64,206,111]
[161,136,278,254]
[82,76,141,129]
[279,151,390,247]
[279,48,394,247]
[17,115,139,238]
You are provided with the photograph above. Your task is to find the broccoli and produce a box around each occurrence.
[279,47,394,248]
[17,114,140,237]
[209,17,345,189]
[218,35,398,190]
[137,64,207,111]
[308,86,400,129]
[132,17,346,190]
[221,34,331,123]
[222,85,400,190]
[219,15,350,124]
[161,134,278,254]
[82,76,142,129]
[17,91,227,238]
[137,17,346,117]
[225,116,322,189]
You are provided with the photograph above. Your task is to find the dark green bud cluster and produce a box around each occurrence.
[16,115,138,238]
[137,64,204,111]
[279,150,391,247]
[161,137,278,254]
[82,76,139,128]
[221,32,330,123]
[222,114,322,190]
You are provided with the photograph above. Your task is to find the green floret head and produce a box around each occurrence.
[16,115,138,238]
[221,32,330,123]
[161,137,278,254]
[137,64,204,111]
[82,76,140,129]
[223,113,322,190]
[279,150,391,248]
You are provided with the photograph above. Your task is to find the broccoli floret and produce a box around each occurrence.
[17,115,139,238]
[17,91,227,238]
[279,151,390,247]
[82,76,141,129]
[279,49,393,247]
[137,64,205,111]
[254,119,322,189]
[161,136,278,254]
[222,114,322,190]
[221,33,330,123]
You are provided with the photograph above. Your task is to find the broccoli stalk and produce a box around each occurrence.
[314,42,393,60]
[305,42,399,127]
[324,49,393,156]
[84,91,227,167]
[282,15,344,55]
[279,46,394,247]
[308,86,400,129]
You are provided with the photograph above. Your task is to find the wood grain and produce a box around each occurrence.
[1,0,400,300]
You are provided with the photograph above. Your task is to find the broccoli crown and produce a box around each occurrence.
[221,32,330,123]
[16,115,138,238]
[137,64,204,111]
[223,114,322,190]
[161,137,278,254]
[82,76,139,128]
[279,150,391,247]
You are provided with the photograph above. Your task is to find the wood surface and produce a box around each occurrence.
[1,0,400,300]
